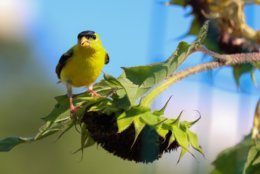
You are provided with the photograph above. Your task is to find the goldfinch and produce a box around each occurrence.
[56,30,109,113]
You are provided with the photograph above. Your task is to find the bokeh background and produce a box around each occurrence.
[0,0,259,174]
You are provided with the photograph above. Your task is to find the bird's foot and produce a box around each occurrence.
[70,105,81,114]
[88,89,101,97]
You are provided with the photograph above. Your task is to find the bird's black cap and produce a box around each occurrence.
[78,30,96,40]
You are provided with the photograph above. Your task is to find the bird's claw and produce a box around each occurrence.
[88,89,102,97]
[70,105,81,114]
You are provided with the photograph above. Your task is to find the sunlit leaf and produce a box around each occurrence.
[187,130,204,155]
[172,125,189,149]
[171,111,184,125]
[117,112,135,133]
[140,112,161,126]
[168,134,176,147]
[131,117,146,148]
[117,106,149,133]
[119,37,205,105]
[156,127,169,139]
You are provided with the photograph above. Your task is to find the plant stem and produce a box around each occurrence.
[140,49,260,107]
[196,46,260,62]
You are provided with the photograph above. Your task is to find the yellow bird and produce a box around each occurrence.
[56,30,109,113]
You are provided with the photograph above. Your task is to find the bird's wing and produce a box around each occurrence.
[55,48,74,79]
[105,53,110,64]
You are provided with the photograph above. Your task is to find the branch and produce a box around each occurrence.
[140,49,260,107]
[196,46,260,63]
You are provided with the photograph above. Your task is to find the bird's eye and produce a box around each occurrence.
[91,35,97,40]
[86,35,96,40]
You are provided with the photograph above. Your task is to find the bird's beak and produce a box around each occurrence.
[80,37,90,47]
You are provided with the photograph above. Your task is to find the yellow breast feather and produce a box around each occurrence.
[60,47,106,87]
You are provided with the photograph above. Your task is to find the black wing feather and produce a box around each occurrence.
[55,49,73,79]
[105,53,110,64]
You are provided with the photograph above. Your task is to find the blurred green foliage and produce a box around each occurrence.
[211,135,260,174]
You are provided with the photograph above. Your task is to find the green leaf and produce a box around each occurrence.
[103,73,123,88]
[73,123,96,156]
[233,64,254,87]
[172,125,189,150]
[117,106,149,133]
[42,95,70,123]
[243,144,260,174]
[93,79,118,95]
[0,137,34,152]
[188,18,201,36]
[73,135,95,154]
[156,127,169,139]
[122,41,190,86]
[56,121,74,141]
[153,96,172,116]
[87,98,115,114]
[104,73,140,107]
[169,0,189,6]
[211,135,254,174]
[171,125,195,162]
[168,134,176,147]
[117,112,135,133]
[35,117,72,140]
[131,117,146,148]
[171,111,183,125]
[177,148,187,163]
[194,20,209,46]
[121,41,195,106]
[41,94,112,137]
[140,112,161,126]
[81,124,89,151]
[187,130,204,155]
[187,111,202,127]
